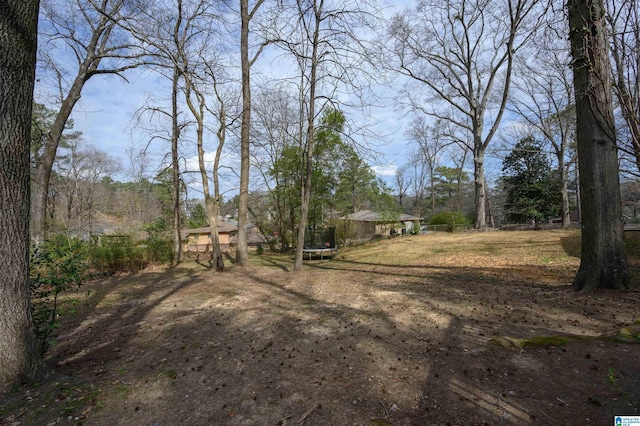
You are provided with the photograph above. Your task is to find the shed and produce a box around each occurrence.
[182,221,237,253]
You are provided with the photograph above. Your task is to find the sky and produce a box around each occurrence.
[42,66,409,195]
[33,0,513,200]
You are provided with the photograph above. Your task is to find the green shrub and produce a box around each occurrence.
[370,234,384,242]
[144,220,174,264]
[88,234,147,273]
[30,235,89,356]
[429,211,472,232]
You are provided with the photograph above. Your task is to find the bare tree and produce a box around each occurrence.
[511,14,576,229]
[388,0,542,228]
[607,0,640,178]
[406,116,450,217]
[291,0,322,271]
[131,94,187,257]
[121,147,162,225]
[406,147,429,216]
[123,0,222,265]
[33,0,146,243]
[251,87,301,251]
[567,0,632,290]
[56,140,121,235]
[182,54,231,271]
[237,0,269,266]
[266,0,382,270]
[394,164,413,212]
[0,0,40,392]
[445,139,472,214]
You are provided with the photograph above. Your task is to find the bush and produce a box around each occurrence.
[144,234,173,263]
[429,211,472,232]
[88,234,147,273]
[30,235,90,356]
[144,220,174,264]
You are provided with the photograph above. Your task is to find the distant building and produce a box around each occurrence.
[181,221,237,253]
[338,210,422,240]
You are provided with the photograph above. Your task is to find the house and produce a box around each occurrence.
[338,210,422,240]
[182,221,237,253]
[230,225,270,249]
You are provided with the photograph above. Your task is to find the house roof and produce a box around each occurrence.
[230,231,269,246]
[182,221,238,237]
[341,210,422,223]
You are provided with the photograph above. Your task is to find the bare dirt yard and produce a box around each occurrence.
[2,230,640,426]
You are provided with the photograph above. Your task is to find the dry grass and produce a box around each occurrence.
[2,229,639,426]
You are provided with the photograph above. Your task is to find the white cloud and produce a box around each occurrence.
[371,164,397,177]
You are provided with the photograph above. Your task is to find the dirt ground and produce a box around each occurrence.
[2,230,640,426]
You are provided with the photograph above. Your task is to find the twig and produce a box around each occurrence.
[498,392,505,425]
[539,409,553,420]
[274,414,291,426]
[297,403,320,425]
[432,395,440,408]
[379,399,390,417]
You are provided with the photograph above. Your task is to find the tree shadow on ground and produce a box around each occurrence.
[3,249,640,425]
[560,234,581,258]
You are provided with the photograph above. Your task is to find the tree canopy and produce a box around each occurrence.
[502,136,560,225]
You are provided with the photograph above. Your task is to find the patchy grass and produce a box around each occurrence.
[2,229,639,426]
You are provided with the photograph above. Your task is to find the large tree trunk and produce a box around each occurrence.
[568,0,632,290]
[237,0,251,267]
[0,0,41,393]
[171,65,182,265]
[473,142,487,228]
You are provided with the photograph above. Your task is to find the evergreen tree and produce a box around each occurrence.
[502,136,560,225]
[268,108,398,244]
[188,203,208,229]
[432,166,471,212]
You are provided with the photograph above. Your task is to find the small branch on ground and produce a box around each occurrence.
[297,403,320,425]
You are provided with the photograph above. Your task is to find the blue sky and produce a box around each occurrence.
[33,0,515,200]
[34,59,509,199]
[35,56,411,200]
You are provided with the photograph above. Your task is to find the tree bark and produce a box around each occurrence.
[237,0,251,267]
[294,0,322,271]
[560,157,571,229]
[211,84,227,272]
[568,0,632,290]
[171,64,182,265]
[0,0,41,393]
[473,142,487,228]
